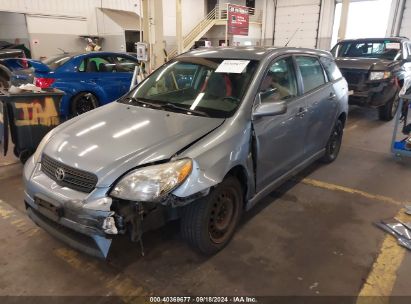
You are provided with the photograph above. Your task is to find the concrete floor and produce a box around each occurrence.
[1,106,411,299]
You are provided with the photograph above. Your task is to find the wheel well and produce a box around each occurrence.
[338,112,347,128]
[226,165,248,203]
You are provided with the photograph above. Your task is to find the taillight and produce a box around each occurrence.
[35,77,55,88]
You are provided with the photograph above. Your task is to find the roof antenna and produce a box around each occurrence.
[284,28,300,47]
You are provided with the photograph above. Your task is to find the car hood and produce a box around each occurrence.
[43,102,225,186]
[335,57,395,71]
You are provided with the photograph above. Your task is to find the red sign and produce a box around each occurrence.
[227,4,249,36]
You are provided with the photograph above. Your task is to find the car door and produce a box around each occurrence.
[252,56,308,192]
[295,55,337,157]
[80,55,120,104]
[113,55,139,96]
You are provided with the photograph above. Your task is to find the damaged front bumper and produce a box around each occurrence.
[23,159,210,258]
[347,78,398,108]
[24,164,118,258]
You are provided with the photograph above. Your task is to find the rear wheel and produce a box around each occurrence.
[378,94,399,121]
[321,119,343,163]
[70,92,98,116]
[181,176,243,255]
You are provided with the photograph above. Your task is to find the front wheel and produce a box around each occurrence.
[378,94,399,121]
[321,119,343,163]
[180,176,243,255]
[70,92,98,116]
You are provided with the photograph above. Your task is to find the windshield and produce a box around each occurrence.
[119,57,259,118]
[331,40,402,60]
[42,55,72,69]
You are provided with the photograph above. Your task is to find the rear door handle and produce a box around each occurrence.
[296,107,307,118]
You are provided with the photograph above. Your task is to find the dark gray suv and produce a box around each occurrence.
[23,47,348,258]
[332,37,411,120]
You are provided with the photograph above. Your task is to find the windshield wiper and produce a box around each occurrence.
[159,102,210,117]
[121,97,162,109]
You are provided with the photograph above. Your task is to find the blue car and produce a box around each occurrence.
[10,52,139,117]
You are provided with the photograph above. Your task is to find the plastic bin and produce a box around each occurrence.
[0,88,64,163]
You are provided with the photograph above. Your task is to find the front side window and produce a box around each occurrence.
[319,56,342,81]
[119,58,259,118]
[296,56,326,93]
[332,40,402,60]
[84,56,116,72]
[260,57,297,103]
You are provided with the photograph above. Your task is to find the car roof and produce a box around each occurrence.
[49,51,136,59]
[178,46,332,60]
[337,37,409,43]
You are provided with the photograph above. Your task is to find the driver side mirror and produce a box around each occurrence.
[253,91,287,118]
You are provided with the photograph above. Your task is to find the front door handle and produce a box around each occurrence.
[296,107,307,118]
[329,93,337,100]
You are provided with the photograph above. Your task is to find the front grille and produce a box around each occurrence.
[41,154,98,193]
[340,69,367,86]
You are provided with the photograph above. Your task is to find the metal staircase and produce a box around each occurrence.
[167,5,262,59]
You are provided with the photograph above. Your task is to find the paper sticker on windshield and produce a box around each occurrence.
[215,60,250,73]
[386,42,400,50]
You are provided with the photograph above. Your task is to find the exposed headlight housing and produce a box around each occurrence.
[369,71,391,81]
[110,159,192,202]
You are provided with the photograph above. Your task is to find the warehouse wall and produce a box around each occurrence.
[0,0,141,58]
[399,0,411,38]
[162,0,206,51]
[0,12,29,47]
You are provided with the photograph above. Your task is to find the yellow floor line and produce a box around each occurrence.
[356,209,408,302]
[301,178,407,206]
[0,200,151,301]
[300,179,409,300]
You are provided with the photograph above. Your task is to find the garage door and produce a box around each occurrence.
[399,0,411,38]
[273,0,321,48]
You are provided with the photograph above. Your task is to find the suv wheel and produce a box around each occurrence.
[321,119,343,163]
[70,92,98,116]
[378,94,399,121]
[181,176,243,255]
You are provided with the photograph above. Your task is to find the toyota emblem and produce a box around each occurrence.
[55,167,65,181]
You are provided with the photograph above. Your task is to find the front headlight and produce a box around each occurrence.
[110,159,192,202]
[369,71,391,81]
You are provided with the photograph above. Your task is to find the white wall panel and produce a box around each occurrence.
[0,0,140,17]
[400,0,411,38]
[273,0,321,48]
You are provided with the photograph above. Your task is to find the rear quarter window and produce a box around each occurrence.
[320,57,342,81]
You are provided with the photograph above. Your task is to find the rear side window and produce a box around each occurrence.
[296,56,326,93]
[319,57,342,81]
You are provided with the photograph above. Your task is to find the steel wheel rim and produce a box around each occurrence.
[330,125,342,156]
[209,189,238,244]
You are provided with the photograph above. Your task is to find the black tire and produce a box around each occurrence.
[181,176,243,255]
[70,92,98,116]
[378,94,399,121]
[321,119,343,163]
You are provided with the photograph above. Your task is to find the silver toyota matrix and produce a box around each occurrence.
[24,47,348,258]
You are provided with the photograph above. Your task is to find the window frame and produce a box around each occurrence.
[256,55,301,104]
[318,55,343,83]
[294,54,328,95]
